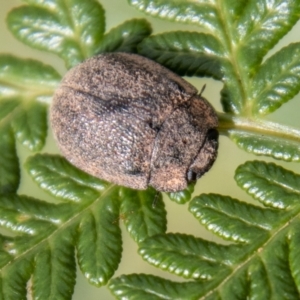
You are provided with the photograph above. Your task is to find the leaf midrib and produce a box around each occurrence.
[0,184,118,273]
[61,0,90,60]
[254,58,300,103]
[0,78,56,100]
[218,113,300,145]
[199,208,298,299]
[214,0,248,115]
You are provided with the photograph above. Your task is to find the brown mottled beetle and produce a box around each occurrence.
[50,53,218,192]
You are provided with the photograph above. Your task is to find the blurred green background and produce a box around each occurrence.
[1,1,300,299]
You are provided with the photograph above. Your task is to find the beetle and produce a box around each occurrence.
[50,53,218,192]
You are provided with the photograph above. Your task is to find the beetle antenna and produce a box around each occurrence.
[199,84,206,96]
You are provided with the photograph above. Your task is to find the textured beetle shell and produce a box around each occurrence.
[51,53,218,192]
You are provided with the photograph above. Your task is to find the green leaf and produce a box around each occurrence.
[222,0,249,23]
[220,63,246,114]
[33,232,76,299]
[128,0,223,33]
[138,32,225,79]
[0,55,60,101]
[235,160,300,209]
[0,194,60,233]
[218,113,300,163]
[108,225,300,299]
[139,233,239,280]
[2,0,300,298]
[119,187,167,243]
[131,0,300,118]
[25,154,108,203]
[109,274,204,299]
[7,0,105,68]
[236,0,300,72]
[0,153,127,297]
[76,189,122,287]
[230,131,300,162]
[1,256,33,300]
[129,0,247,114]
[0,153,169,296]
[0,55,61,151]
[167,182,195,204]
[0,99,20,121]
[112,161,300,299]
[189,194,271,243]
[23,154,169,290]
[97,19,152,54]
[251,42,300,115]
[12,101,47,151]
[289,223,300,289]
[255,230,300,299]
[0,126,19,193]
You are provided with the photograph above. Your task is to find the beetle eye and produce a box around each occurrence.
[207,128,218,141]
[187,170,198,182]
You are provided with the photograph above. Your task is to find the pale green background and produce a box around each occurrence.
[1,1,300,299]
